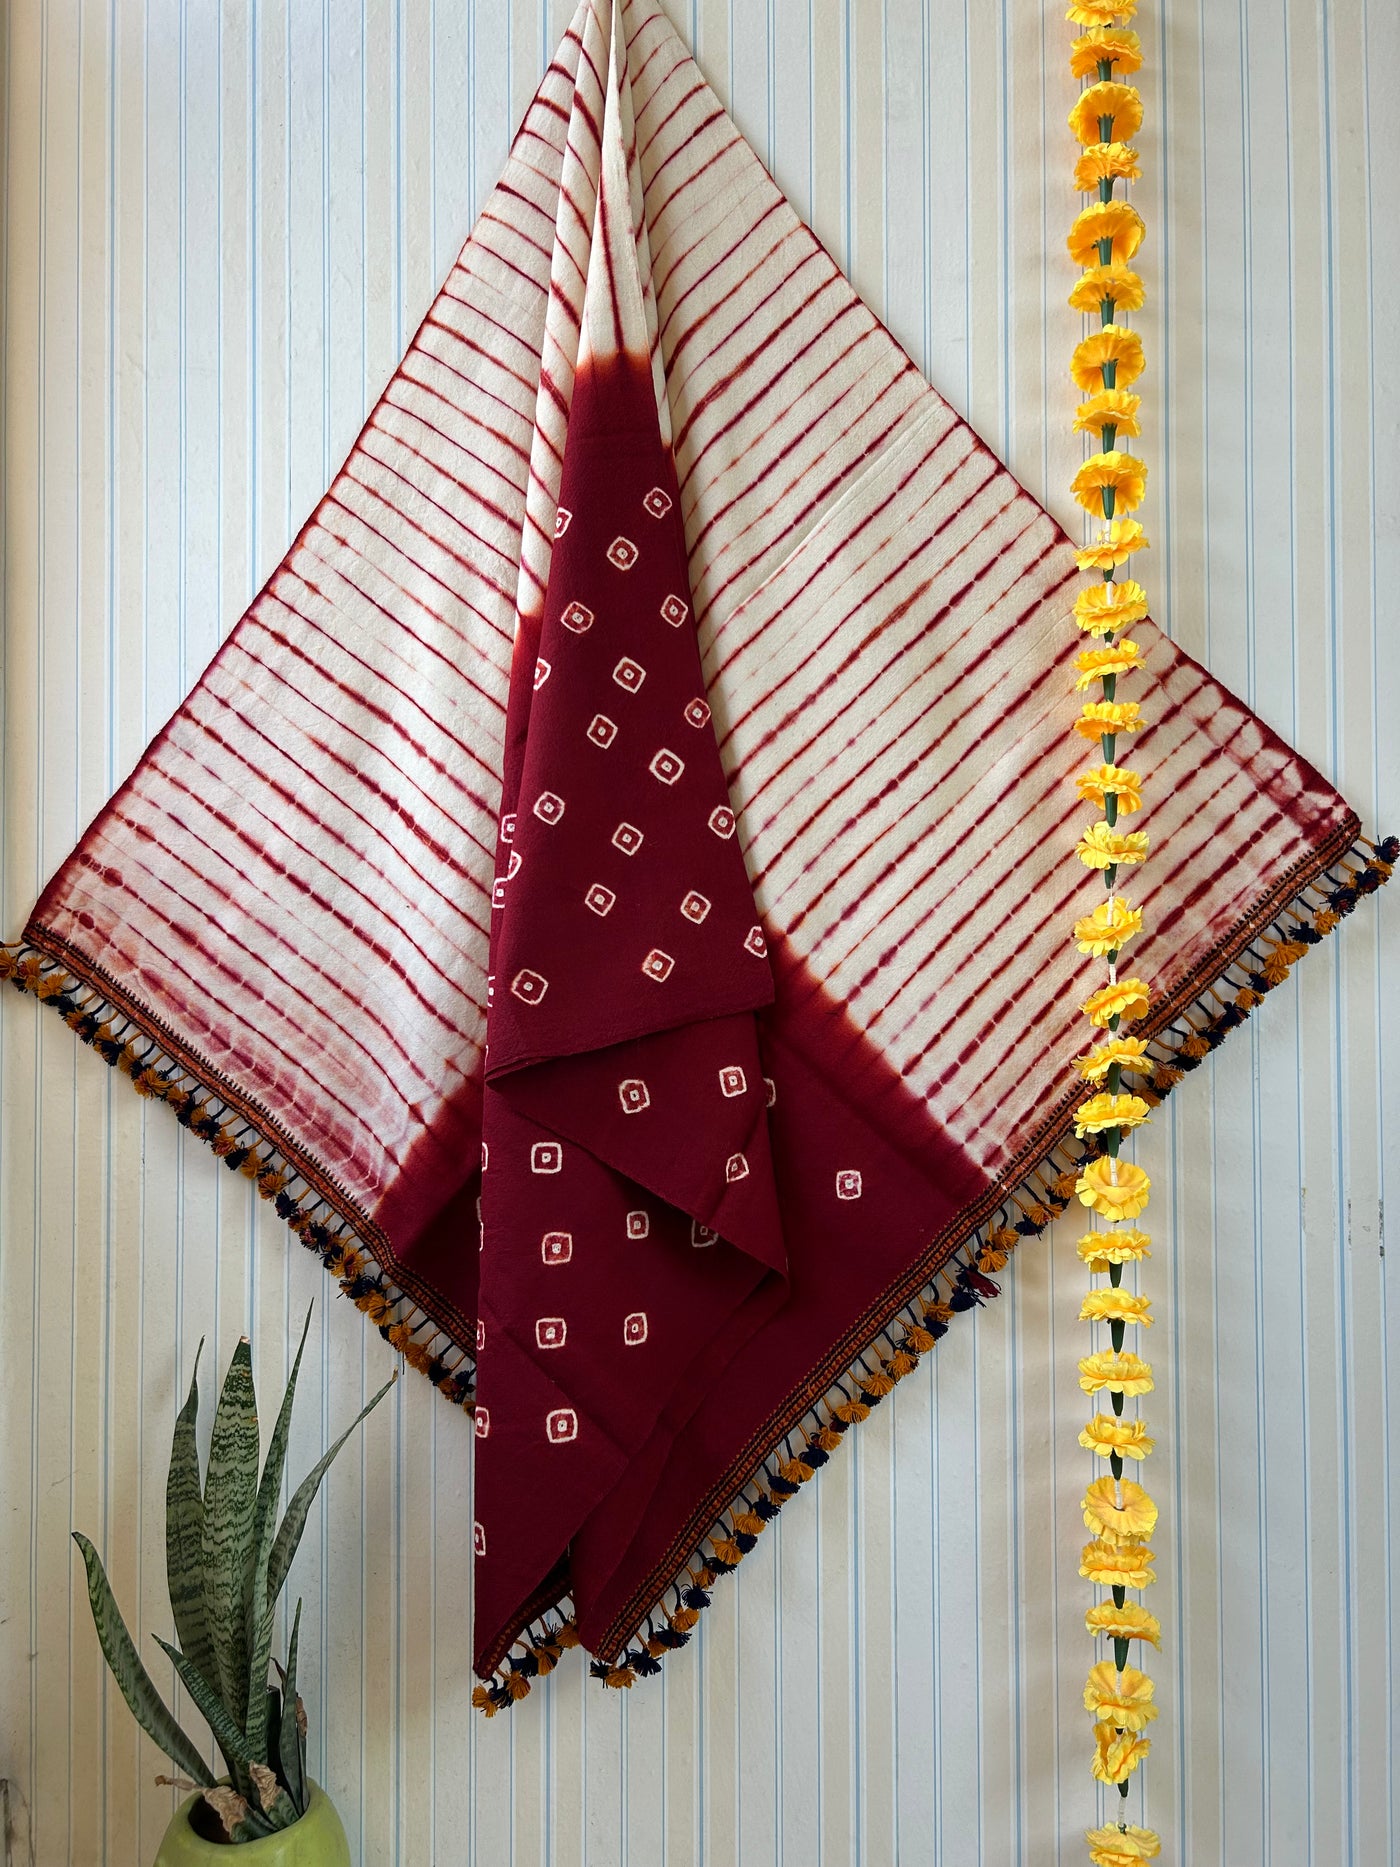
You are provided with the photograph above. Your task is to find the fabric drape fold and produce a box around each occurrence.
[5,0,1390,1695]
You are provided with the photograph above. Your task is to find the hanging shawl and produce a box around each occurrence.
[5,0,1391,1701]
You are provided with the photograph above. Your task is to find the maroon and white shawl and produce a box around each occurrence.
[5,0,1388,1699]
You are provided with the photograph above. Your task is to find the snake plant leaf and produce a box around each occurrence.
[243,1600,278,1764]
[71,1534,215,1789]
[166,1339,215,1689]
[154,1635,257,1774]
[265,1372,395,1608]
[246,1305,312,1628]
[278,1600,305,1815]
[248,1760,302,1831]
[202,1337,260,1728]
[243,1303,312,1761]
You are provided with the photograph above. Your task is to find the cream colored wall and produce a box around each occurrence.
[1,3,1396,1863]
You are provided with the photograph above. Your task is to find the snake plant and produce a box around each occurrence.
[73,1310,393,1843]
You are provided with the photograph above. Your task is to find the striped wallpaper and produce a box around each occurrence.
[0,3,1395,1864]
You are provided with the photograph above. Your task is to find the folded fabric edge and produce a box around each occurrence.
[4,821,1393,1715]
[470,817,1394,1709]
[0,922,478,1410]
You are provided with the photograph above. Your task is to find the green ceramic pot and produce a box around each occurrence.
[154,1782,350,1866]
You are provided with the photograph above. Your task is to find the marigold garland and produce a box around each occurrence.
[1064,2,1162,1856]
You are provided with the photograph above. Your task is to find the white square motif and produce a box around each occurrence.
[764,1077,778,1107]
[475,1319,486,1351]
[499,812,516,843]
[725,1152,749,1183]
[562,599,594,634]
[533,657,550,690]
[473,1520,486,1556]
[535,1317,567,1349]
[510,968,549,1005]
[642,487,672,518]
[613,657,646,693]
[691,1221,717,1247]
[587,714,617,748]
[684,698,711,728]
[626,1210,650,1239]
[719,1066,747,1098]
[585,883,616,916]
[618,1078,651,1114]
[744,925,768,958]
[554,506,572,537]
[660,593,690,627]
[546,1407,578,1442]
[612,822,644,855]
[649,748,685,785]
[607,536,639,570]
[836,1170,863,1200]
[708,806,736,839]
[680,890,711,923]
[533,790,565,824]
[474,1407,490,1438]
[641,949,674,982]
[541,1230,573,1264]
[623,1312,649,1345]
[531,1141,562,1174]
[506,850,521,878]
[491,877,507,910]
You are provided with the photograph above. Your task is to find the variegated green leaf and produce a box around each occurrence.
[266,1372,395,1608]
[278,1600,305,1815]
[201,1338,259,1728]
[71,1534,215,1788]
[154,1634,254,1775]
[165,1339,214,1688]
[244,1304,311,1761]
[243,1601,277,1764]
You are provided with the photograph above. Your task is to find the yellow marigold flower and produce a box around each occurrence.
[1069,264,1147,315]
[1081,976,1151,1028]
[1067,198,1147,266]
[1085,1602,1162,1647]
[1075,517,1149,569]
[1074,1093,1151,1138]
[1075,142,1142,191]
[1074,768,1144,818]
[1091,1722,1151,1785]
[1074,1034,1151,1080]
[1068,82,1145,149]
[1074,699,1144,743]
[1071,323,1145,391]
[1080,1285,1153,1325]
[1086,1822,1161,1863]
[1079,1412,1156,1458]
[1073,387,1142,437]
[1077,1155,1152,1218]
[1072,449,1148,518]
[1076,1226,1152,1267]
[1083,1661,1158,1729]
[1069,29,1144,78]
[1081,1536,1156,1587]
[1082,1476,1158,1541]
[1073,894,1144,956]
[1073,577,1150,635]
[1077,822,1150,871]
[1067,0,1137,27]
[1078,1349,1154,1396]
[1075,643,1143,690]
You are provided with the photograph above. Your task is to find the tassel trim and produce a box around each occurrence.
[0,941,476,1410]
[7,829,1394,1707]
[583,831,1394,1679]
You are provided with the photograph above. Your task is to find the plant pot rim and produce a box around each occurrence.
[168,1779,338,1853]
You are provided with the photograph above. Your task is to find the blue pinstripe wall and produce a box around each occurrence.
[1,3,1396,1862]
